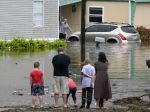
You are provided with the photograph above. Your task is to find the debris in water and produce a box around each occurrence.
[12,91,24,96]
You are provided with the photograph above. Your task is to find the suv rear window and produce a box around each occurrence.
[86,25,117,32]
[121,26,138,33]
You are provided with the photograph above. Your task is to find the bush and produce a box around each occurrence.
[49,40,67,49]
[0,41,6,49]
[9,38,30,50]
[137,26,150,41]
[3,38,67,51]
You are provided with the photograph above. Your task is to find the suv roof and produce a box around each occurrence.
[87,22,131,28]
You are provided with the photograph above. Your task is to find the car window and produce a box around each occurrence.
[86,25,117,32]
[121,26,138,33]
[86,25,99,32]
[97,25,117,32]
[109,25,118,31]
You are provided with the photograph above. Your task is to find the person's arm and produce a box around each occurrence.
[92,73,95,82]
[52,56,55,65]
[30,76,32,86]
[94,63,97,75]
[67,24,72,33]
[68,56,71,64]
[68,26,72,33]
[41,72,44,84]
[81,71,92,78]
[81,66,92,78]
[92,67,96,80]
[84,72,92,78]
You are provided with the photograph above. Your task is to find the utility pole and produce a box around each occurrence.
[128,0,131,25]
[81,0,86,62]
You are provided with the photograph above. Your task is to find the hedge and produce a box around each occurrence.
[0,38,67,50]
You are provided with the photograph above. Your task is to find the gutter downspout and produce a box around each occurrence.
[128,0,132,25]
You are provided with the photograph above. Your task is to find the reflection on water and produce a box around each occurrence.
[0,42,150,106]
[68,42,150,80]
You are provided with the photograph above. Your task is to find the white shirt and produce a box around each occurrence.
[81,64,95,88]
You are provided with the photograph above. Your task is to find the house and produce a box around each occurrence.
[0,0,59,40]
[60,0,150,32]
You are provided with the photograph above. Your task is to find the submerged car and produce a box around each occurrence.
[67,23,141,44]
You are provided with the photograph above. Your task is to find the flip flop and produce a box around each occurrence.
[40,105,44,108]
[54,105,58,108]
[31,106,35,109]
[63,105,68,108]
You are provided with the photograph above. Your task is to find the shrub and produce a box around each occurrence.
[0,41,5,49]
[137,26,150,41]
[34,40,49,50]
[28,39,37,49]
[49,40,67,49]
[1,38,67,51]
[9,38,30,50]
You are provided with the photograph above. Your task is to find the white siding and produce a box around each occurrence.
[0,0,59,40]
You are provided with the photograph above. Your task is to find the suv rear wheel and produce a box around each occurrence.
[68,37,79,41]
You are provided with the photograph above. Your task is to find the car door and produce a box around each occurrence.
[95,25,119,43]
[85,24,110,42]
[85,25,99,42]
[95,25,108,42]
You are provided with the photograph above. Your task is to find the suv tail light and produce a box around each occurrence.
[118,33,126,40]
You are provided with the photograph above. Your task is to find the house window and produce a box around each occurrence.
[33,0,44,27]
[89,7,103,23]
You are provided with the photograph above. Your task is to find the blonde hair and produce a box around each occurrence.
[83,58,91,65]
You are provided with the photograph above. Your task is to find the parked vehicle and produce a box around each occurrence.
[67,23,141,44]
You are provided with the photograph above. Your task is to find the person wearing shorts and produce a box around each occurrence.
[52,47,71,108]
[30,62,44,108]
[59,18,72,40]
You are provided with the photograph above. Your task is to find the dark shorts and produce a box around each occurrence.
[59,33,66,40]
[31,84,44,96]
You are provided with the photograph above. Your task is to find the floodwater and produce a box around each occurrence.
[0,42,150,107]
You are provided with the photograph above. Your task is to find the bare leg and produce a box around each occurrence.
[66,92,70,104]
[62,94,67,107]
[32,96,36,107]
[38,95,44,107]
[54,94,59,107]
[96,99,100,108]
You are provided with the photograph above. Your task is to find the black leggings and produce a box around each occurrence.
[81,87,93,106]
[67,88,77,102]
[99,98,104,107]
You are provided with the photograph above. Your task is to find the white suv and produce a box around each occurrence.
[67,23,141,44]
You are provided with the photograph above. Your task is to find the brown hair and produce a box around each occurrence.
[34,62,40,68]
[57,47,64,53]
